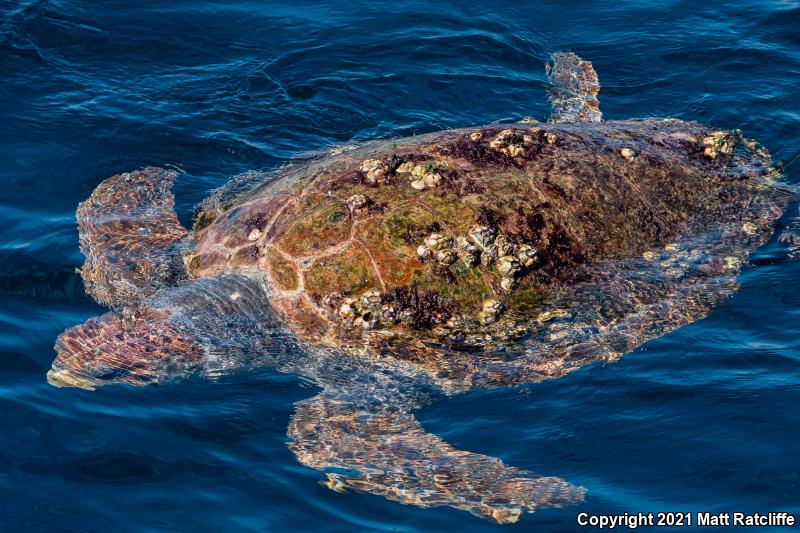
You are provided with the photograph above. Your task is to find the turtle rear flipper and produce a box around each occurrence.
[778,203,800,259]
[545,52,602,123]
[288,394,585,523]
[76,167,188,307]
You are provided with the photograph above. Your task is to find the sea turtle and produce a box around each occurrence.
[48,53,797,523]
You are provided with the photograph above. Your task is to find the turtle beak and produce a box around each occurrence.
[46,368,97,391]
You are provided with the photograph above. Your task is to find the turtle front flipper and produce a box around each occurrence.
[287,393,585,524]
[76,167,188,307]
[545,52,601,123]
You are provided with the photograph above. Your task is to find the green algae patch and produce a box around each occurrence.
[356,218,421,287]
[382,204,441,248]
[267,249,299,291]
[412,264,490,310]
[505,279,546,317]
[417,191,477,236]
[303,243,376,299]
[279,194,351,257]
[192,207,218,233]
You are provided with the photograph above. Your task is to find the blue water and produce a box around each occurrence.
[2,1,799,531]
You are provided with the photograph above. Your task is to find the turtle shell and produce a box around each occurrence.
[183,119,751,348]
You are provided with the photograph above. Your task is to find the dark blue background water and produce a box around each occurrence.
[1,1,799,531]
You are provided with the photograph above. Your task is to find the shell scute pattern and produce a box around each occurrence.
[182,119,771,350]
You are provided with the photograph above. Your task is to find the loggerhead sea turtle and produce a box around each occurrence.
[48,53,798,523]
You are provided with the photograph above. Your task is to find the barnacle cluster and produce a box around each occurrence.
[702,131,737,159]
[478,298,504,326]
[346,193,371,212]
[620,148,636,162]
[331,284,455,333]
[439,299,530,348]
[415,224,540,322]
[396,161,445,190]
[487,129,541,158]
[360,159,391,185]
[416,233,456,265]
[359,157,447,191]
[336,289,400,331]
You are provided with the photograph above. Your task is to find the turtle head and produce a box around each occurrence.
[49,307,205,390]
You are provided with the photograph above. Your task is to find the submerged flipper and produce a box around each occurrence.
[49,274,290,389]
[288,393,584,523]
[545,52,602,123]
[779,204,800,259]
[76,167,188,307]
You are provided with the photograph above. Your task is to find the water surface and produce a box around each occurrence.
[1,1,799,530]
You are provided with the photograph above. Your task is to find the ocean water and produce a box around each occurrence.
[1,1,799,531]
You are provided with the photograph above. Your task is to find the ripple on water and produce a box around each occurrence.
[1,0,800,530]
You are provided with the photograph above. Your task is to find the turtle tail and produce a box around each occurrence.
[545,52,602,124]
[76,167,188,308]
[779,203,800,259]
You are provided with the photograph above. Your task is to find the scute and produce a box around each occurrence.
[381,203,441,249]
[278,193,351,257]
[185,194,295,277]
[266,249,299,291]
[269,294,331,342]
[354,217,421,287]
[303,243,377,300]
